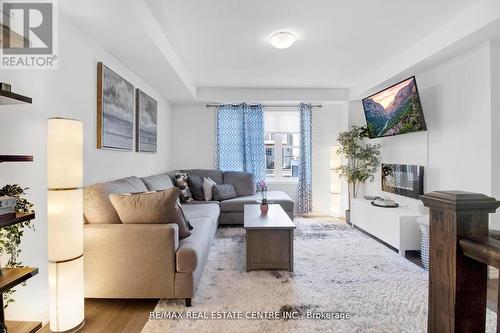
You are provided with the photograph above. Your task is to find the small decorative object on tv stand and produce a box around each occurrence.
[371,197,398,208]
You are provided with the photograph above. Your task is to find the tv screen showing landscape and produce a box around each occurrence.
[362,76,427,138]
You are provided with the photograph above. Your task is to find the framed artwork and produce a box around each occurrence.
[136,89,158,153]
[97,62,134,150]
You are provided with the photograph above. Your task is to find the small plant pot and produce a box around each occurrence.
[260,203,269,215]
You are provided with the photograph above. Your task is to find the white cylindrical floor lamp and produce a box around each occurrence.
[47,118,85,332]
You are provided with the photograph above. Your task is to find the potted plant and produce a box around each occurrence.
[0,184,34,308]
[256,179,269,214]
[335,126,381,223]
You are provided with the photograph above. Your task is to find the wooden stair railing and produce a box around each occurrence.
[460,235,500,332]
[421,191,500,333]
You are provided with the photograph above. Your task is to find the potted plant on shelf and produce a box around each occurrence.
[0,184,34,308]
[256,179,269,215]
[335,126,381,223]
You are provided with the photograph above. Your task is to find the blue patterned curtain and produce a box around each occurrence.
[216,103,265,181]
[298,103,313,214]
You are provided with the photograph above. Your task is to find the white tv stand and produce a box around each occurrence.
[351,198,423,256]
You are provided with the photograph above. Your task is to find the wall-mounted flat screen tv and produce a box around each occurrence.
[362,76,427,138]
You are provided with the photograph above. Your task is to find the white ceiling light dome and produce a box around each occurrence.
[269,31,296,49]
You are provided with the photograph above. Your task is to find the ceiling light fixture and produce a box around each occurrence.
[269,31,296,49]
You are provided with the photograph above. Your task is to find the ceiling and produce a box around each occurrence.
[146,0,477,88]
[60,0,490,102]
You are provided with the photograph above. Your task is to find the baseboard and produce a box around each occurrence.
[300,212,333,217]
[351,224,399,253]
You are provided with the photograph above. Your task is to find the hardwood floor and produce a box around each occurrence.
[39,299,158,333]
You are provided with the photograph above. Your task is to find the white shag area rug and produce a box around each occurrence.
[142,220,496,333]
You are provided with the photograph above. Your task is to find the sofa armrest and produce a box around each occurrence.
[84,223,179,298]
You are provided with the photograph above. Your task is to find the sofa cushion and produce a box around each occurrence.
[140,173,174,191]
[181,203,220,224]
[84,176,148,224]
[223,171,256,196]
[213,184,237,201]
[176,217,216,273]
[181,169,223,185]
[108,188,192,239]
[220,190,294,213]
[187,174,204,201]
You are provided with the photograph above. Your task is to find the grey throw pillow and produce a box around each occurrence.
[187,174,204,201]
[223,171,256,196]
[212,184,237,201]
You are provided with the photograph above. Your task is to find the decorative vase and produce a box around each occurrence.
[261,189,268,202]
[260,201,269,215]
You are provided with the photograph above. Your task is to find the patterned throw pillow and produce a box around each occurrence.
[175,173,193,202]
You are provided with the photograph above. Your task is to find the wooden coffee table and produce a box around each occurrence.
[244,204,296,272]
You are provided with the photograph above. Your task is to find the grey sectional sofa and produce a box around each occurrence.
[167,169,294,224]
[83,169,294,305]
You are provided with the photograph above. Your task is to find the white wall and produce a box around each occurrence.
[170,103,349,215]
[350,42,493,213]
[264,111,300,133]
[0,17,172,322]
[312,104,349,215]
[170,104,216,170]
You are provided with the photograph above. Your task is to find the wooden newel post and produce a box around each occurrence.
[421,191,500,333]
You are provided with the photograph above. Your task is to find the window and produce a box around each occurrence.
[264,111,300,180]
[265,146,275,176]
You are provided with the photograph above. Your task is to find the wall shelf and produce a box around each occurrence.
[0,90,32,105]
[0,267,38,294]
[0,155,33,163]
[0,85,37,333]
[0,213,35,229]
[0,268,39,333]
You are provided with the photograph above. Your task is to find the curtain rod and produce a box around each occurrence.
[205,103,322,108]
